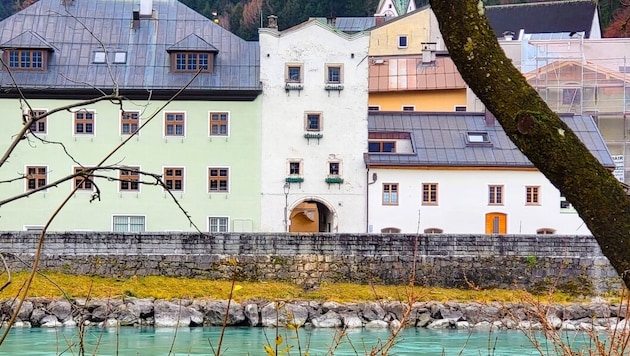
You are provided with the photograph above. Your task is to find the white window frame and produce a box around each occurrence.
[162,166,186,192]
[208,216,229,233]
[23,225,44,232]
[112,215,146,232]
[72,109,96,136]
[25,165,48,192]
[208,111,230,137]
[113,51,127,64]
[164,111,186,137]
[398,35,408,48]
[208,166,230,193]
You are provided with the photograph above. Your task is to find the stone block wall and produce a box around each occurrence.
[0,232,620,294]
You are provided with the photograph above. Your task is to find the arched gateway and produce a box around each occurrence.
[289,198,337,232]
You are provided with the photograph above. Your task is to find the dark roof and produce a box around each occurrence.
[485,0,597,39]
[334,17,377,33]
[0,0,260,99]
[365,112,614,169]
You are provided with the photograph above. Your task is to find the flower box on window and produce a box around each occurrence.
[325,84,344,91]
[325,177,344,184]
[304,133,323,139]
[285,176,304,183]
[285,83,304,91]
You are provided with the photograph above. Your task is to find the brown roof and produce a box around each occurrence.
[368,55,466,92]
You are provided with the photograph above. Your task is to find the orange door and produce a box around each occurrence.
[485,212,507,234]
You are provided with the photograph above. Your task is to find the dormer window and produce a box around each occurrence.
[172,51,211,72]
[7,49,45,70]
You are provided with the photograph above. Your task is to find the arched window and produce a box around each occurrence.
[423,228,443,234]
[536,228,556,235]
[381,227,401,233]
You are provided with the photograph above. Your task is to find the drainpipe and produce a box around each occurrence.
[366,167,378,233]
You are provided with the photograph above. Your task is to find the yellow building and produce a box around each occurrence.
[368,8,468,112]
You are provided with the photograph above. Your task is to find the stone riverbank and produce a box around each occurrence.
[3,298,629,332]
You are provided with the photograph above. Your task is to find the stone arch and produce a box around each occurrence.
[288,197,338,233]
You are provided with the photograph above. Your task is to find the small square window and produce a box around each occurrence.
[422,183,438,205]
[209,112,229,136]
[94,51,106,63]
[120,166,140,191]
[27,110,47,134]
[305,112,322,131]
[114,51,127,64]
[398,35,408,48]
[286,64,303,83]
[26,166,47,191]
[209,217,229,233]
[164,167,184,191]
[329,162,340,176]
[326,64,342,84]
[121,111,140,135]
[289,161,302,175]
[74,110,95,135]
[383,183,399,205]
[208,167,229,192]
[489,185,504,205]
[74,166,94,191]
[526,186,540,205]
[165,112,185,136]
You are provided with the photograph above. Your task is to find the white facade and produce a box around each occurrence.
[259,19,370,232]
[367,168,590,235]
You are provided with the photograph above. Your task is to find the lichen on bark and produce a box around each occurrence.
[430,0,630,288]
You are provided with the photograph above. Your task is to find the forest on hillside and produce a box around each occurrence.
[2,0,628,40]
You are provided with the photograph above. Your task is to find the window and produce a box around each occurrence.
[289,161,302,176]
[525,186,540,205]
[305,112,322,131]
[74,167,94,191]
[93,51,106,63]
[286,64,303,83]
[466,132,491,144]
[172,52,210,72]
[398,35,408,48]
[488,185,504,205]
[113,215,145,232]
[455,106,467,112]
[562,88,581,105]
[402,106,415,111]
[424,228,443,234]
[383,183,399,205]
[24,225,44,232]
[326,64,342,84]
[368,106,380,111]
[560,192,574,210]
[368,141,396,153]
[8,49,45,70]
[329,162,340,176]
[209,167,229,192]
[121,111,139,135]
[165,112,185,136]
[209,112,229,136]
[27,110,47,134]
[163,167,184,191]
[25,166,47,191]
[113,51,127,64]
[74,111,95,135]
[381,227,401,233]
[209,217,229,233]
[120,166,140,191]
[422,183,438,205]
[536,228,556,235]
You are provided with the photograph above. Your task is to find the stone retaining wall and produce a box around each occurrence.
[0,232,621,294]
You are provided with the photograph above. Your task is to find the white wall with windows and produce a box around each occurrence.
[367,168,591,235]
[258,20,370,232]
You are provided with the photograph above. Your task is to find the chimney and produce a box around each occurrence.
[140,0,153,17]
[421,42,436,64]
[267,15,278,29]
[132,10,140,29]
[502,31,515,41]
[485,110,496,126]
[375,16,386,26]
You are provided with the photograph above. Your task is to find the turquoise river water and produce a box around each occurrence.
[0,327,599,355]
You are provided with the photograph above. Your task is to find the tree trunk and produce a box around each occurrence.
[430,0,630,289]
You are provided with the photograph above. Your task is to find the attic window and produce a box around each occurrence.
[7,49,46,71]
[114,52,127,64]
[94,51,106,63]
[466,132,491,144]
[171,52,212,72]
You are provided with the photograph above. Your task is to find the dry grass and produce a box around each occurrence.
[0,272,585,304]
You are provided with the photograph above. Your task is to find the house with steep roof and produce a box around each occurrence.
[485,0,601,40]
[258,17,370,232]
[375,0,417,18]
[365,111,614,234]
[0,0,262,232]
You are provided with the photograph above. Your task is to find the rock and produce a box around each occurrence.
[389,319,401,331]
[10,299,33,321]
[63,319,77,328]
[342,314,363,328]
[563,304,589,320]
[244,303,260,326]
[456,321,470,329]
[203,300,245,326]
[153,300,202,327]
[48,300,72,322]
[364,320,388,329]
[415,310,432,327]
[546,314,562,329]
[101,319,119,328]
[40,315,62,328]
[360,302,386,322]
[426,319,454,329]
[30,308,46,326]
[260,302,308,327]
[312,311,342,328]
[384,302,408,322]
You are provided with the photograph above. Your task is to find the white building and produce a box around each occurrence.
[365,111,613,235]
[259,17,370,232]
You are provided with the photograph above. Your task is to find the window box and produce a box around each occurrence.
[304,133,323,139]
[325,177,344,184]
[285,83,304,91]
[285,176,304,183]
[325,84,344,91]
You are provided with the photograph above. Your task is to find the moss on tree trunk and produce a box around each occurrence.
[430,0,630,288]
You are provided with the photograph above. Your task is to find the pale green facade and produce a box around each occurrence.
[0,97,262,232]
